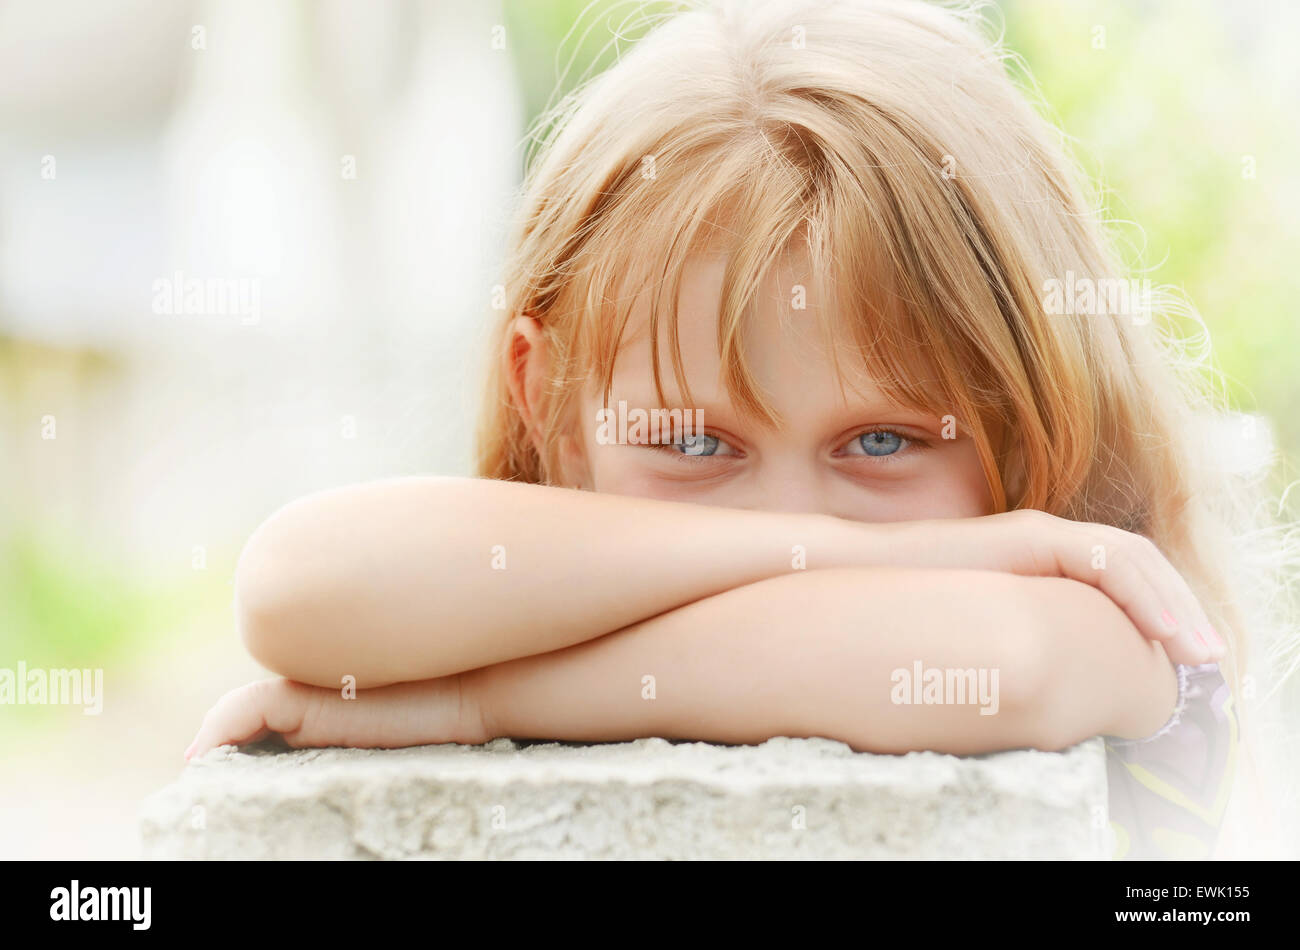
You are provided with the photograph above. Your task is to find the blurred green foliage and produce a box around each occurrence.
[503,0,674,140]
[0,527,220,735]
[1001,0,1300,477]
[1,530,155,668]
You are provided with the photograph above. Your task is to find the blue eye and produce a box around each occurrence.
[858,430,904,456]
[672,434,721,456]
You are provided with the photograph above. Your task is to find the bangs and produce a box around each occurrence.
[563,121,967,432]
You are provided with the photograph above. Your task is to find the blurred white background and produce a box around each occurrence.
[1,0,524,574]
[0,0,533,858]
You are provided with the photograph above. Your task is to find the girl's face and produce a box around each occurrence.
[564,249,994,522]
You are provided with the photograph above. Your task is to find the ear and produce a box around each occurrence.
[505,314,549,456]
[505,314,594,489]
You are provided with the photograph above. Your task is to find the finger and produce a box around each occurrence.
[186,688,272,760]
[1091,527,1214,664]
[1048,527,1176,650]
[1123,533,1222,664]
[1091,551,1177,652]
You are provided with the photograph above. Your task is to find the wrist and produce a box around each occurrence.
[456,667,494,745]
[867,515,993,573]
[793,510,896,570]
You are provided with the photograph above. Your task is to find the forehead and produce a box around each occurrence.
[601,247,900,423]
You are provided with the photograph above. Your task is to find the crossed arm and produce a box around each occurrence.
[468,566,1177,754]
[186,476,1187,759]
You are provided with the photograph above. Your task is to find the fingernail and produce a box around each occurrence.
[1208,626,1224,648]
[1161,609,1178,630]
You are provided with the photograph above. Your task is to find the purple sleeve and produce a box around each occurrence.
[1102,662,1238,859]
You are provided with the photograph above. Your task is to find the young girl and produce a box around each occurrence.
[186,0,1289,859]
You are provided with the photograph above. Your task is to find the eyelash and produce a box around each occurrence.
[656,437,735,464]
[653,428,930,463]
[840,427,930,463]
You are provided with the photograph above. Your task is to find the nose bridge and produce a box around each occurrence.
[755,454,831,515]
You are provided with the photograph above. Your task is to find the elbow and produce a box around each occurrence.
[232,503,311,678]
[233,575,284,678]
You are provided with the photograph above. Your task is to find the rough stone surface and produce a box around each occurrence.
[139,735,1110,859]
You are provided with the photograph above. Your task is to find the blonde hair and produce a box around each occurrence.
[475,0,1299,840]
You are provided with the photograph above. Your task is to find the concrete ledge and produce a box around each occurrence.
[139,735,1109,859]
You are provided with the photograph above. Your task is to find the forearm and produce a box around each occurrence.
[234,475,893,688]
[468,568,1179,754]
[469,567,1047,754]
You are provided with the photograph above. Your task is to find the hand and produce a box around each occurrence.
[184,674,485,761]
[891,509,1226,666]
[184,678,317,760]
